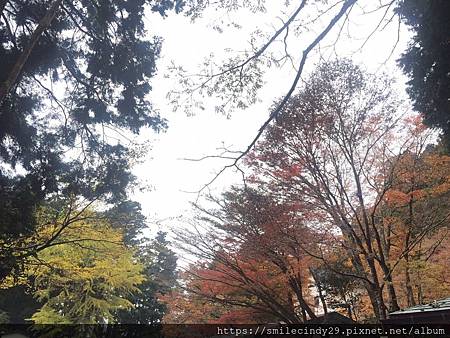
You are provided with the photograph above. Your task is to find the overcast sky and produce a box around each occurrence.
[130,1,412,238]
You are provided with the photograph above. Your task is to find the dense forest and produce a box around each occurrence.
[0,0,449,328]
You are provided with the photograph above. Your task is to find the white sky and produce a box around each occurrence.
[130,1,412,238]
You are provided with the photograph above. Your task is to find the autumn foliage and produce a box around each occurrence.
[165,60,450,324]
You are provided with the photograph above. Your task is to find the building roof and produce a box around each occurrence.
[307,312,355,324]
[389,297,450,316]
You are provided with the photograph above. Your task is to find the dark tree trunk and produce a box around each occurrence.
[385,279,400,312]
[0,0,63,106]
[367,257,387,320]
[404,232,416,307]
[405,196,416,307]
[310,267,328,314]
[288,274,317,320]
[350,253,384,320]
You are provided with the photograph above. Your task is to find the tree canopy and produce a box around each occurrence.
[0,206,144,323]
[396,0,450,148]
[1,0,449,328]
[167,59,450,323]
[0,0,182,277]
[116,231,177,324]
[28,214,144,324]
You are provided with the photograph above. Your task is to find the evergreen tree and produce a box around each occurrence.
[0,285,39,323]
[396,0,450,148]
[117,231,177,324]
[0,0,183,279]
[103,200,148,247]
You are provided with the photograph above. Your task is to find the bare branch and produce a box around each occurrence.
[189,0,358,196]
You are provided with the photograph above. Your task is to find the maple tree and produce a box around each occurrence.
[244,59,450,321]
[172,187,324,323]
[163,281,283,324]
[168,0,450,196]
[162,289,230,324]
[381,143,450,307]
[172,59,450,324]
[247,59,403,320]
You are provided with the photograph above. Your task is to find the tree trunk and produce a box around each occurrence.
[375,286,387,321]
[341,290,353,320]
[367,257,387,320]
[0,0,8,17]
[378,261,400,312]
[373,218,400,312]
[405,258,416,307]
[405,195,416,307]
[357,250,387,321]
[385,279,400,312]
[365,284,381,320]
[0,0,63,107]
[287,291,295,314]
[351,300,359,322]
[344,237,383,320]
[289,274,317,320]
[416,245,424,304]
[310,267,328,314]
[417,284,423,305]
[346,305,352,320]
[348,169,389,320]
[301,308,307,322]
[404,232,416,307]
[349,250,383,321]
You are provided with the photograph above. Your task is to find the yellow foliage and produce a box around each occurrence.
[10,206,146,324]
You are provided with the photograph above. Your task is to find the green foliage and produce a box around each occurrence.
[116,231,177,324]
[314,264,362,315]
[396,0,450,148]
[103,200,148,247]
[0,0,183,279]
[31,306,72,325]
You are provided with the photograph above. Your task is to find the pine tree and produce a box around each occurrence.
[117,231,177,324]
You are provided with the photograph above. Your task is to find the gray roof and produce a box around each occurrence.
[390,297,450,315]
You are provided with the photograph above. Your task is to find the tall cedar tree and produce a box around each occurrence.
[116,231,177,324]
[396,0,450,148]
[0,0,182,279]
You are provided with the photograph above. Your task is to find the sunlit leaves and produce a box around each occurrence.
[25,209,144,324]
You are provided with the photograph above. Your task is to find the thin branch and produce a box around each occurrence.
[192,0,357,196]
[191,0,308,91]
